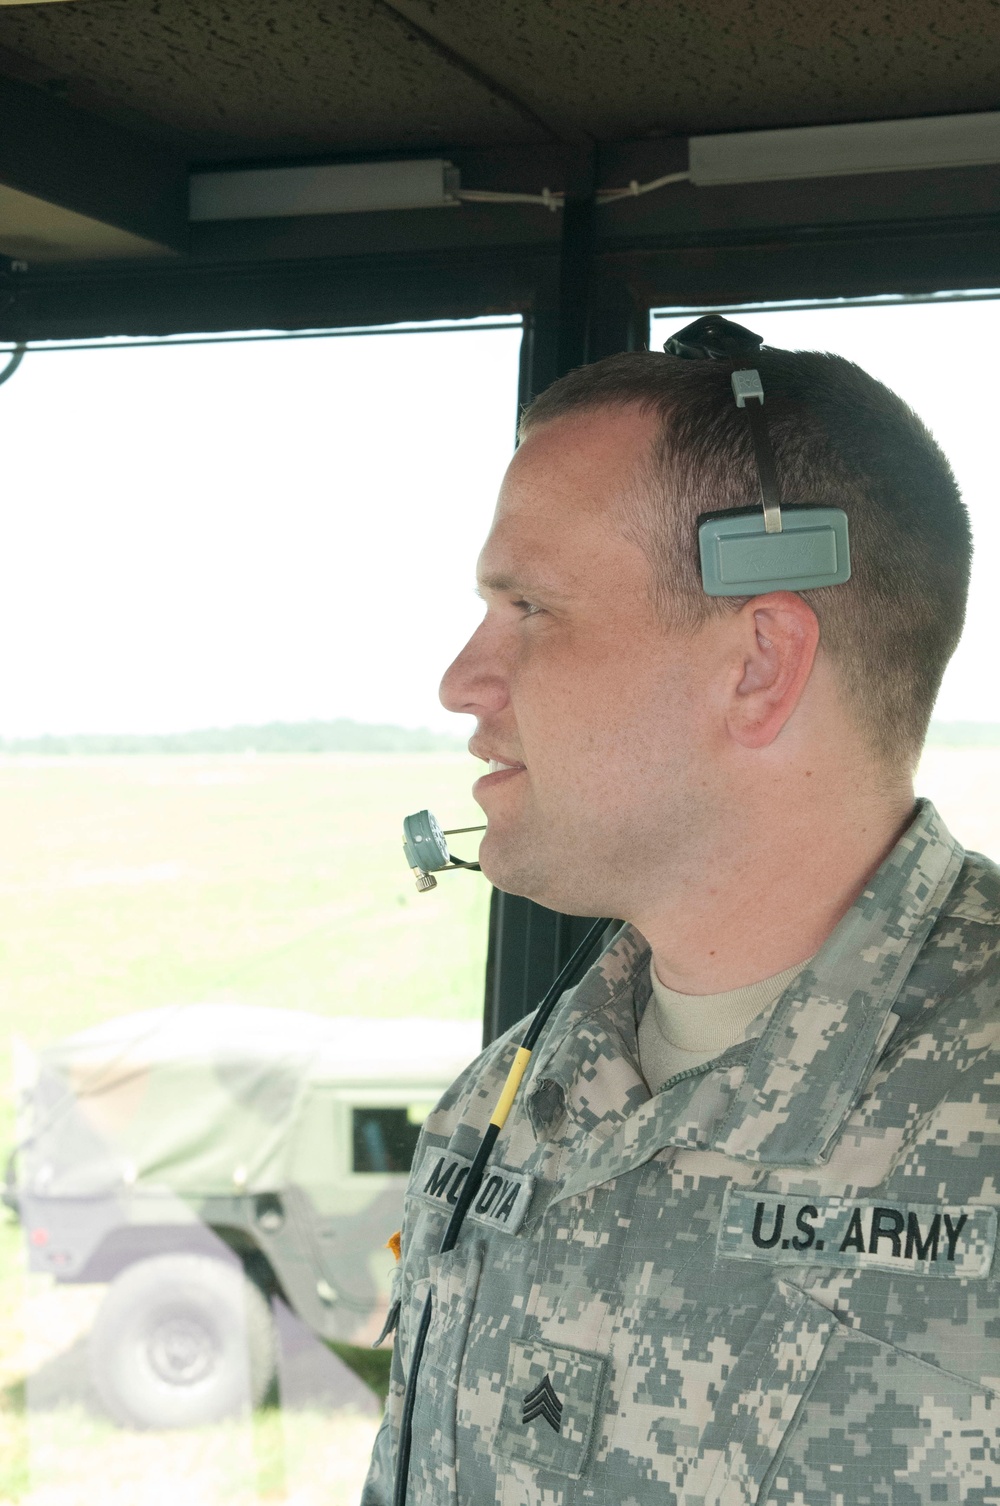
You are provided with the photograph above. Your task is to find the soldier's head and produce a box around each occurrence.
[439,344,971,920]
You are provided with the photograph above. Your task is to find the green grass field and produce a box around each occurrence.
[0,752,490,1050]
[2,746,999,1504]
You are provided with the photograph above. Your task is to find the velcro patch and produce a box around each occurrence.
[412,1148,535,1235]
[718,1188,996,1278]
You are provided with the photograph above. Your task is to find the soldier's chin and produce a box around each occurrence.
[477,833,543,902]
[483,839,622,920]
[479,837,597,915]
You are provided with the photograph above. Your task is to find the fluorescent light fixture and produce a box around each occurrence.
[689,111,1000,186]
[189,159,460,222]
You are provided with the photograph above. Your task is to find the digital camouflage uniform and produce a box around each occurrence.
[363,800,1000,1505]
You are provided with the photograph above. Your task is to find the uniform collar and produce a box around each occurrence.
[712,798,964,1165]
[525,799,964,1177]
[524,922,651,1144]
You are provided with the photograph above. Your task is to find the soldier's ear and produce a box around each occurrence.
[725,592,819,750]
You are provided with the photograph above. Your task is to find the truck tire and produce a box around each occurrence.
[88,1253,276,1429]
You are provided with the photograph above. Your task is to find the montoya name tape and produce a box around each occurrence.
[413,1148,535,1235]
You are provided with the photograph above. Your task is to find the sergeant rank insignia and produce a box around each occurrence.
[522,1376,563,1433]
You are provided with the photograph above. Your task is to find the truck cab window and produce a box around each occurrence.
[351,1107,424,1174]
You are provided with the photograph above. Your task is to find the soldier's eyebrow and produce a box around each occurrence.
[476,569,571,602]
[477,570,526,595]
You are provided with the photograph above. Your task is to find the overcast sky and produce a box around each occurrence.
[0,295,996,737]
[0,319,520,737]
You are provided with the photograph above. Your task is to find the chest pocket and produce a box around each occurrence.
[699,1280,835,1503]
[757,1301,1000,1506]
[494,1339,607,1480]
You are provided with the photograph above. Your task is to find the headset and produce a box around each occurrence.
[390,314,851,1506]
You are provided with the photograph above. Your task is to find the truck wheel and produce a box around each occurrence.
[88,1253,276,1429]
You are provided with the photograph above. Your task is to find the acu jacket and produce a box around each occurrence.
[363,801,1000,1505]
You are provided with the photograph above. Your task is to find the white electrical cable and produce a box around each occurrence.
[453,169,690,212]
[454,187,564,211]
[596,169,691,203]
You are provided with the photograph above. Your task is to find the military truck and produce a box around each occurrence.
[5,1004,479,1429]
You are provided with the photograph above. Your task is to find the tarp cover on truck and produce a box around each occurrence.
[21,1004,480,1199]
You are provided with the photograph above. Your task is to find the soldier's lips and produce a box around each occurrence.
[473,758,526,799]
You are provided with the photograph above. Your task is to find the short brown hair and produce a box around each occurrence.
[519,345,971,766]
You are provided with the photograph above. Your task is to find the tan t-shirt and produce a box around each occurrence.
[637,956,810,1092]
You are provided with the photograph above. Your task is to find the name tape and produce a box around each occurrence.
[718,1189,996,1278]
[412,1148,535,1235]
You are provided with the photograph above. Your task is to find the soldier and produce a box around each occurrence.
[364,319,999,1505]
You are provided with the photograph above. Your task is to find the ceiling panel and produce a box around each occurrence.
[0,0,997,161]
[0,0,541,158]
[393,0,1000,141]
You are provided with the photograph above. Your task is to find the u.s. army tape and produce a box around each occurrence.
[718,1188,996,1277]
